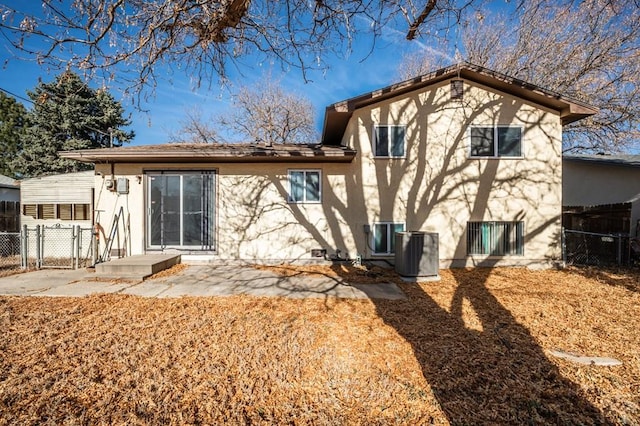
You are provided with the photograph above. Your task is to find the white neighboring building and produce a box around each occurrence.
[20,171,94,228]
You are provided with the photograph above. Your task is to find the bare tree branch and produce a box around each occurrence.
[170,78,317,144]
[0,1,479,94]
[399,0,640,153]
[407,0,437,40]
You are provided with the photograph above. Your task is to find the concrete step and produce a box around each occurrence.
[94,254,181,280]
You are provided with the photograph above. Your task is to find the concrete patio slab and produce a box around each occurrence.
[0,269,89,296]
[95,254,181,280]
[0,264,407,300]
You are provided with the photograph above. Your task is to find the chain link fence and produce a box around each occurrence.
[0,232,21,273]
[563,229,632,267]
[21,225,94,270]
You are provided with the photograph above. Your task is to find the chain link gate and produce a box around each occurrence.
[563,228,631,267]
[21,225,94,270]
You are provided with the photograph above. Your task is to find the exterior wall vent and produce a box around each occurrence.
[394,232,439,280]
[451,79,464,101]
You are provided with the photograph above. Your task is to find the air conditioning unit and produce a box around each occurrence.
[394,232,439,280]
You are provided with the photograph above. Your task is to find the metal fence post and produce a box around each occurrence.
[617,235,622,266]
[561,227,566,264]
[21,224,27,269]
[73,225,77,270]
[36,225,42,269]
[76,225,82,269]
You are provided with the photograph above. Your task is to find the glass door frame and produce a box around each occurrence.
[145,170,217,251]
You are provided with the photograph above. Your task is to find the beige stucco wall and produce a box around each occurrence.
[339,79,563,267]
[94,78,564,268]
[93,162,357,262]
[563,160,640,235]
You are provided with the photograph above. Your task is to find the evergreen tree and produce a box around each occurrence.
[12,71,134,177]
[0,91,27,177]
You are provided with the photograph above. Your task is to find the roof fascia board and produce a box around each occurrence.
[322,63,598,143]
[563,155,640,168]
[59,148,357,164]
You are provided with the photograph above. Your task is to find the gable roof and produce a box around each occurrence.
[564,154,640,168]
[60,143,356,164]
[322,62,599,145]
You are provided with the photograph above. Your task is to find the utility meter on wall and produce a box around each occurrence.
[116,177,129,194]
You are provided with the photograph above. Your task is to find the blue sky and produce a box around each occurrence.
[0,4,462,146]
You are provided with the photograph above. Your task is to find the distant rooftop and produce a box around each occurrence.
[0,174,18,189]
[563,154,640,168]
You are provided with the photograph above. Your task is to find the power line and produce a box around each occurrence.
[0,86,34,105]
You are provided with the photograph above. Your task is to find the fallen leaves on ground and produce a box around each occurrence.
[254,262,397,284]
[147,262,189,280]
[0,266,639,425]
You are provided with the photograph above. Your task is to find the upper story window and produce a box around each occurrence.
[288,170,321,203]
[470,126,522,158]
[374,125,405,158]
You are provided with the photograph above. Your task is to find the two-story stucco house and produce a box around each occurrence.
[60,63,597,268]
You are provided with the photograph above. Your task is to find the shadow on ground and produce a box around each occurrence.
[562,266,640,294]
[332,264,611,424]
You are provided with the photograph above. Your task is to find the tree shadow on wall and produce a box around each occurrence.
[352,263,612,424]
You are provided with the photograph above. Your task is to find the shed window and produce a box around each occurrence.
[74,204,89,220]
[22,203,90,220]
[58,204,73,220]
[40,204,55,220]
[23,204,37,218]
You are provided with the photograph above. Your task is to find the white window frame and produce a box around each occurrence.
[373,124,406,158]
[288,169,322,204]
[372,222,405,255]
[469,125,524,158]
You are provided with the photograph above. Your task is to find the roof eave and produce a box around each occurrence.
[59,148,357,164]
[321,62,599,144]
[563,155,640,168]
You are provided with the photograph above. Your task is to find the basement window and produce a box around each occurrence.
[372,222,405,255]
[467,221,524,256]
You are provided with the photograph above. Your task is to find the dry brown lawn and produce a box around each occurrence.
[0,265,639,425]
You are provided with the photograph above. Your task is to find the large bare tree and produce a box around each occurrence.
[168,107,220,144]
[168,79,317,144]
[399,0,640,153]
[0,1,479,92]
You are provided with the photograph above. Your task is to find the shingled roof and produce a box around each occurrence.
[321,62,598,145]
[60,143,356,164]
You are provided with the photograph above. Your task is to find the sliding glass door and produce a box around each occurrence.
[147,171,215,250]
